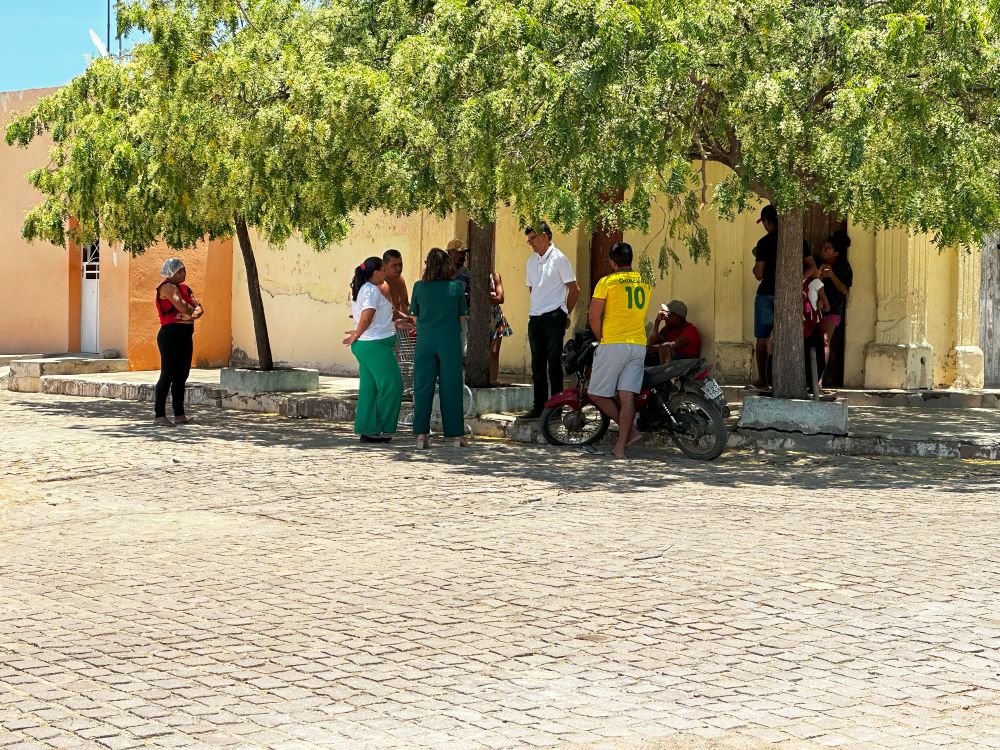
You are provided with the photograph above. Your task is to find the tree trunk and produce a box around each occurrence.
[465,221,496,388]
[234,214,274,371]
[771,208,807,399]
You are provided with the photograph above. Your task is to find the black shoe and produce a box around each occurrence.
[360,435,391,443]
[520,408,544,420]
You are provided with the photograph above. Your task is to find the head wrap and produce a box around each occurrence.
[160,258,185,277]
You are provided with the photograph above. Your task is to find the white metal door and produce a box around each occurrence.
[81,242,100,353]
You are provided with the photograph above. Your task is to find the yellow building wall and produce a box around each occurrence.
[927,245,958,387]
[232,212,458,374]
[0,87,69,354]
[493,208,586,376]
[222,164,968,390]
[842,220,876,387]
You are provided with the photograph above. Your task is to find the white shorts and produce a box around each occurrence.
[588,343,646,397]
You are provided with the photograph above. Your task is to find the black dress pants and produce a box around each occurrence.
[155,323,194,417]
[528,308,567,410]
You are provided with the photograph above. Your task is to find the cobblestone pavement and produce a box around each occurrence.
[1,390,999,750]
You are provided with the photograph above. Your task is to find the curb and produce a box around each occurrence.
[32,374,1000,460]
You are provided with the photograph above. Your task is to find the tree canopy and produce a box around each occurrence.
[7,0,1000,391]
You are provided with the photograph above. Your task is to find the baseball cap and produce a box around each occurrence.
[756,204,778,225]
[663,300,688,318]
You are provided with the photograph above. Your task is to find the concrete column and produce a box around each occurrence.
[863,229,934,388]
[713,214,752,384]
[951,245,985,388]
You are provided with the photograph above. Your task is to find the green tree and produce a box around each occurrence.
[333,0,1000,397]
[5,0,386,371]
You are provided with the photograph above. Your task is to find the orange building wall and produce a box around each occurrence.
[0,87,70,354]
[127,240,234,370]
[99,244,131,356]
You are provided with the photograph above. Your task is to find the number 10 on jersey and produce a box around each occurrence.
[625,286,646,309]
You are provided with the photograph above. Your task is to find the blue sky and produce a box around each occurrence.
[0,2,138,91]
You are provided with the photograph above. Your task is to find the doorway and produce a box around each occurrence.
[81,241,100,353]
[803,208,849,387]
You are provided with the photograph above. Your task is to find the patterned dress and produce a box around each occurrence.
[490,274,513,341]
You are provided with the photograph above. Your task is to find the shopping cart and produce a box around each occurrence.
[395,327,475,434]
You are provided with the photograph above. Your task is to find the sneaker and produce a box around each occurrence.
[519,408,544,420]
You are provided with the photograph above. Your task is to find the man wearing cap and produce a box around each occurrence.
[750,205,816,388]
[588,241,650,459]
[647,300,701,365]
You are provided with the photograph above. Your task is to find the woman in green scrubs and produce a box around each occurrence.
[409,248,468,448]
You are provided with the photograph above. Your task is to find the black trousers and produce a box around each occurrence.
[155,323,194,417]
[528,308,567,410]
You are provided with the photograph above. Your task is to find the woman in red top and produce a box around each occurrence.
[155,258,204,426]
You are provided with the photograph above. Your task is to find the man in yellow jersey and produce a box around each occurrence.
[588,241,652,459]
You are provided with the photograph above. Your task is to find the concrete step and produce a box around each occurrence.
[31,373,1000,460]
[722,385,1000,409]
[8,357,129,392]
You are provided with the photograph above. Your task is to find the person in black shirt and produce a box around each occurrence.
[818,230,853,384]
[750,205,816,388]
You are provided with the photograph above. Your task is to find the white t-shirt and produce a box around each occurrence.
[352,282,395,341]
[807,278,824,310]
[526,244,576,316]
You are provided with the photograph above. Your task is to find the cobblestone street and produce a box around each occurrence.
[1,389,999,749]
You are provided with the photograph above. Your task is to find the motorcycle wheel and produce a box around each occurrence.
[667,391,728,461]
[539,404,610,446]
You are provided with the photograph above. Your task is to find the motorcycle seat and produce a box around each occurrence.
[641,358,704,389]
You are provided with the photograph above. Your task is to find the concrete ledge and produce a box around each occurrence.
[8,358,128,392]
[0,354,43,367]
[729,429,1000,460]
[466,385,533,417]
[738,395,848,435]
[721,386,1000,409]
[219,367,319,395]
[29,373,1000,460]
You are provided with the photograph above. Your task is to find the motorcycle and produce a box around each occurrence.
[539,330,730,461]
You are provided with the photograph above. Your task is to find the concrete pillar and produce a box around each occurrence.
[713,215,752,384]
[951,245,985,388]
[863,229,934,388]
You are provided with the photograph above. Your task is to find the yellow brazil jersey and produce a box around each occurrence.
[592,270,651,345]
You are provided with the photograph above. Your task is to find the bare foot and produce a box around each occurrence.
[173,415,192,424]
[610,448,628,460]
[626,431,643,449]
[154,417,174,427]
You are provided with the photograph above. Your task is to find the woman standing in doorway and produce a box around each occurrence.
[154,258,203,426]
[344,257,402,443]
[409,248,468,448]
[818,230,854,385]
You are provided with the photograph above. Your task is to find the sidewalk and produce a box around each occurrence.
[17,367,1000,460]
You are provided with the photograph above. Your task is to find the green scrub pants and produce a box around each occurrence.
[351,336,402,435]
[412,335,465,438]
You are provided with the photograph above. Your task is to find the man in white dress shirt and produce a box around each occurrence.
[523,222,580,419]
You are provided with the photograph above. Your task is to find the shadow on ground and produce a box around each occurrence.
[15,395,1000,496]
